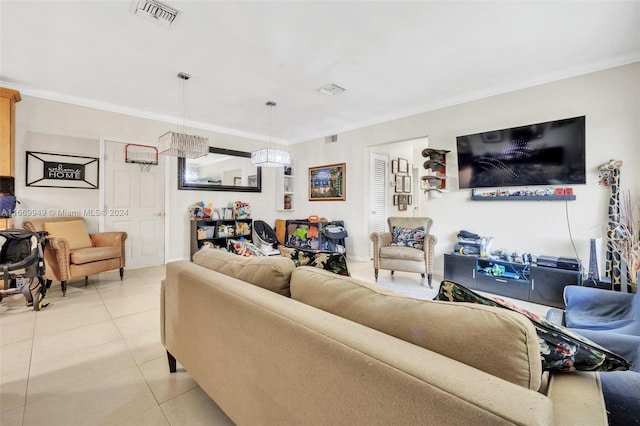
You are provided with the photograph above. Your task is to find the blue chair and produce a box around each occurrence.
[564,286,639,334]
[564,285,639,372]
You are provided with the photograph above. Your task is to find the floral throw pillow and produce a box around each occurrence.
[389,226,425,250]
[435,280,630,373]
[278,246,350,276]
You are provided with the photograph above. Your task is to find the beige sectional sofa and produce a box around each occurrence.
[161,249,607,425]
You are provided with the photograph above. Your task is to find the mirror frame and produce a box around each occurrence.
[178,147,262,192]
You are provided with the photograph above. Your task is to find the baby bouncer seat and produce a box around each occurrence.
[253,220,280,255]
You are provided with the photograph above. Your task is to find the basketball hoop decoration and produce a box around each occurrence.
[125,144,159,172]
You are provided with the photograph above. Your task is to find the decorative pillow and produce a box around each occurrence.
[43,220,93,250]
[226,239,265,257]
[435,280,630,373]
[278,246,349,276]
[389,226,425,249]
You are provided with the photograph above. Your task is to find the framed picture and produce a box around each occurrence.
[398,194,408,211]
[248,175,257,186]
[391,159,398,174]
[398,158,409,174]
[309,163,346,201]
[393,195,398,205]
[403,175,411,193]
[408,195,413,205]
[395,175,404,193]
[26,151,99,189]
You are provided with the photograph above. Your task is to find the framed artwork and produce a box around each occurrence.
[393,195,398,205]
[248,174,257,186]
[408,195,413,205]
[309,163,346,201]
[391,159,398,174]
[26,151,99,189]
[398,158,409,174]
[395,175,404,193]
[398,194,408,211]
[403,175,411,193]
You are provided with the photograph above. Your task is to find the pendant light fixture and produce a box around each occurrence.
[158,72,209,159]
[250,101,291,168]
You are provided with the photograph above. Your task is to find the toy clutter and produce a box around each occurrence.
[284,216,348,254]
[189,201,254,259]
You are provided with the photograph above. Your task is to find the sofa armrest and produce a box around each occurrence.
[90,232,127,248]
[91,232,127,268]
[424,234,437,271]
[546,371,607,425]
[370,232,392,270]
[370,231,392,247]
[44,236,72,281]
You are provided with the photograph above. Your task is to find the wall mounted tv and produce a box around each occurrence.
[456,116,586,189]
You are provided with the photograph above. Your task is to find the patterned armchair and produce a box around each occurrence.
[370,217,437,287]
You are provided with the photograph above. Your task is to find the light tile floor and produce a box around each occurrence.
[0,266,234,426]
[1,260,551,426]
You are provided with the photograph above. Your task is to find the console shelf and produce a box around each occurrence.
[470,195,576,201]
[444,253,582,308]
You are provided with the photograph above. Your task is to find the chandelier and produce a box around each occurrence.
[251,101,291,168]
[158,72,209,159]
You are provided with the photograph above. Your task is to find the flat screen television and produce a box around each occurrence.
[456,116,586,189]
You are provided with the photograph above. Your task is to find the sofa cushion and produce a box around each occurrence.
[379,245,424,261]
[44,220,93,250]
[290,266,542,391]
[193,248,295,296]
[70,246,121,265]
[389,225,425,249]
[435,280,630,373]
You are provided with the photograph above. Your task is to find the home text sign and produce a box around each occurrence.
[44,162,86,181]
[26,151,99,189]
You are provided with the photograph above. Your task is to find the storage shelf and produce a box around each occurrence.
[470,195,576,201]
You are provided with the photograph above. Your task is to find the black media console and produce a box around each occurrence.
[443,253,582,308]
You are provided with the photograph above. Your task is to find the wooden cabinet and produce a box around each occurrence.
[444,253,582,308]
[443,253,477,289]
[0,88,21,177]
[190,219,253,259]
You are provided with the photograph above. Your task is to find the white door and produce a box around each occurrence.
[103,140,165,269]
[369,152,388,257]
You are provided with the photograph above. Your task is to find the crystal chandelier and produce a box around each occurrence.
[158,72,209,159]
[251,101,291,168]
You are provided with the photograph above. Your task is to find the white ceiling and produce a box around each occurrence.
[1,1,639,144]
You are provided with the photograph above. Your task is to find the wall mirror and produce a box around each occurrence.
[178,147,262,192]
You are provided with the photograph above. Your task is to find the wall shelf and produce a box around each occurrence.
[470,195,576,201]
[276,160,295,212]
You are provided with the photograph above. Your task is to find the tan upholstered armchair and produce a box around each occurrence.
[22,216,127,296]
[370,217,437,287]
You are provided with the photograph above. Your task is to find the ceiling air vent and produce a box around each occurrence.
[131,0,180,27]
[317,83,346,96]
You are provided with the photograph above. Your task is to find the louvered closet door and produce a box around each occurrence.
[369,152,388,257]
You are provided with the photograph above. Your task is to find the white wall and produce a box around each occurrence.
[11,62,639,270]
[291,62,640,271]
[12,97,276,262]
